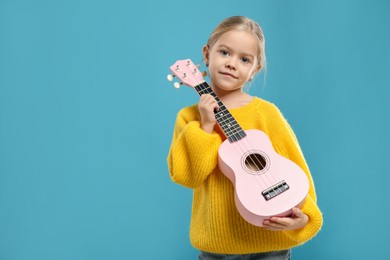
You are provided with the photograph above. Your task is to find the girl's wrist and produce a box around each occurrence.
[200,122,215,133]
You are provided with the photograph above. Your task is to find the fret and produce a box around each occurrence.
[217,115,241,134]
[194,82,246,142]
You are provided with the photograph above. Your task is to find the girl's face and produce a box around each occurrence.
[203,30,261,94]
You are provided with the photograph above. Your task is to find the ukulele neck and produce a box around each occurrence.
[194,82,246,143]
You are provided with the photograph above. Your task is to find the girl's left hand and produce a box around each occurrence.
[263,207,308,231]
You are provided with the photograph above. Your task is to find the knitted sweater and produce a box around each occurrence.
[167,97,323,254]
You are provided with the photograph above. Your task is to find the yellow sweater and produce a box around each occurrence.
[167,97,323,254]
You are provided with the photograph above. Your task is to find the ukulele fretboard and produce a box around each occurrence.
[194,83,246,143]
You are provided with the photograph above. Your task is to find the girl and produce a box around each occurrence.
[167,16,323,260]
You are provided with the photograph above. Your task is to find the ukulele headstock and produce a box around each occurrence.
[167,59,206,89]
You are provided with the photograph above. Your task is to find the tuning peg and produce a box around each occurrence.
[193,65,207,78]
[174,82,182,89]
[167,74,175,82]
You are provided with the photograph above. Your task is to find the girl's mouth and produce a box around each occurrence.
[219,72,238,79]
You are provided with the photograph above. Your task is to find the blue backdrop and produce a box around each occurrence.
[1,0,389,259]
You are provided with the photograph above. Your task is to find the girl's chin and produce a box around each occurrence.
[213,86,243,93]
[212,80,241,89]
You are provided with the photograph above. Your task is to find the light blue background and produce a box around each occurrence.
[1,0,389,259]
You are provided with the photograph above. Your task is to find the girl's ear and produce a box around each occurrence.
[202,45,209,66]
[251,63,262,79]
[255,63,262,74]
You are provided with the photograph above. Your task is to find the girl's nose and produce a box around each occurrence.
[225,58,237,70]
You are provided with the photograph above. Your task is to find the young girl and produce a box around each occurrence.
[167,16,323,260]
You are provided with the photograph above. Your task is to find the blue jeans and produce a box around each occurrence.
[198,250,291,260]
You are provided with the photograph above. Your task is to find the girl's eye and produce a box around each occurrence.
[241,57,251,63]
[220,50,229,56]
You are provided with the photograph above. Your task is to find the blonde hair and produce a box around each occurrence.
[206,16,266,74]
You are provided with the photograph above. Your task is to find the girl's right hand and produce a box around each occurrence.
[198,94,219,133]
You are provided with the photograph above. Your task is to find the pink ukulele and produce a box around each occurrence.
[168,59,309,226]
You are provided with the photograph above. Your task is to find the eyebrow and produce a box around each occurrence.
[217,44,256,58]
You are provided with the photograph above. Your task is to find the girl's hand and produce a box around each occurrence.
[198,94,219,133]
[263,208,308,231]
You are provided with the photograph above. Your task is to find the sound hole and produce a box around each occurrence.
[244,153,267,172]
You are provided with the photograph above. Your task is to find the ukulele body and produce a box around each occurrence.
[218,129,309,226]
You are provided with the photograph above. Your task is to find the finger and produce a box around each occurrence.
[200,93,213,101]
[263,219,288,230]
[204,96,219,110]
[213,101,219,111]
[263,223,285,230]
[207,98,217,106]
[200,95,217,106]
[292,207,303,218]
[208,97,218,107]
[199,95,213,106]
[268,217,298,229]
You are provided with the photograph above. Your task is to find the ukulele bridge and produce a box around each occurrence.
[262,181,289,201]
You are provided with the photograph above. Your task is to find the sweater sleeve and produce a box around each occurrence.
[167,107,222,189]
[269,105,323,243]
